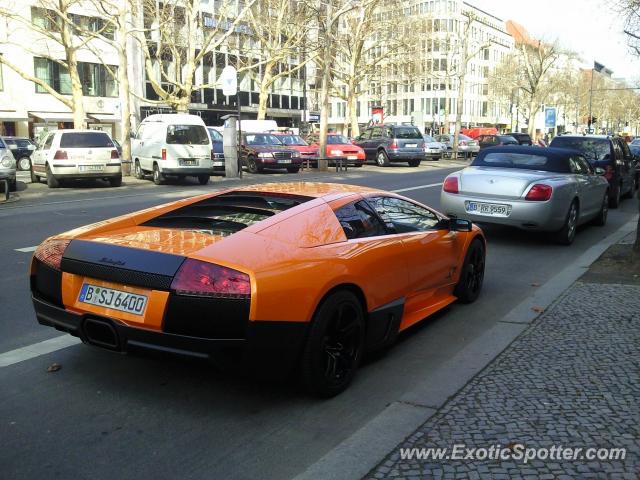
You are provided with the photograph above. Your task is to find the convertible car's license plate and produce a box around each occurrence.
[465,201,511,217]
[78,283,148,315]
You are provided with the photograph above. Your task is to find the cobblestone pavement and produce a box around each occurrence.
[364,282,640,479]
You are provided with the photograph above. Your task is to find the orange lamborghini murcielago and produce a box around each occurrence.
[31,182,485,396]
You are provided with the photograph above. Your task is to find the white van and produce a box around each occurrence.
[131,114,213,185]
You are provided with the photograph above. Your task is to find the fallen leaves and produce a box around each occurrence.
[531,306,545,314]
[47,363,62,373]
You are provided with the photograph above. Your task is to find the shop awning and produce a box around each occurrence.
[0,110,29,122]
[29,111,78,123]
[88,113,118,123]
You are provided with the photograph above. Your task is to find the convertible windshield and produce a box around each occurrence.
[472,152,570,173]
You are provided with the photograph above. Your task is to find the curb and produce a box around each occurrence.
[292,216,639,480]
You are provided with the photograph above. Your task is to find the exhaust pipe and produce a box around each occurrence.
[83,318,119,350]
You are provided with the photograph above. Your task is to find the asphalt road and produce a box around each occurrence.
[1,164,637,480]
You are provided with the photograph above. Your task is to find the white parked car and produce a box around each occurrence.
[131,114,213,185]
[31,130,122,188]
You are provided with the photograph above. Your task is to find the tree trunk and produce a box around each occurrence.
[318,44,333,172]
[257,65,273,121]
[63,40,85,128]
[117,16,132,163]
[348,93,359,138]
[527,97,539,138]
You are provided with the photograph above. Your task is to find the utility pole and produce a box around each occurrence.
[588,68,594,133]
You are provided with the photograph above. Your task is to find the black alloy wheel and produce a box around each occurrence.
[454,239,485,303]
[301,290,365,397]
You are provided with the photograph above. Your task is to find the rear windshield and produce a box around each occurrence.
[472,152,570,173]
[166,125,209,145]
[207,128,223,141]
[550,137,610,162]
[279,135,307,146]
[142,191,312,236]
[60,132,114,148]
[393,127,423,139]
[328,135,350,144]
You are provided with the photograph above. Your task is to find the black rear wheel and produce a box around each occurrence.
[152,164,165,185]
[134,160,145,180]
[301,290,365,397]
[46,165,60,189]
[609,184,621,208]
[286,167,300,174]
[197,174,209,185]
[454,239,485,303]
[408,159,421,167]
[247,156,260,174]
[108,176,122,187]
[30,168,40,184]
[376,150,390,167]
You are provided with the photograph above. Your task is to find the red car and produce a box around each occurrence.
[272,133,318,165]
[308,134,365,166]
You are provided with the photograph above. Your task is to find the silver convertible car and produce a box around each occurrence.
[440,146,610,244]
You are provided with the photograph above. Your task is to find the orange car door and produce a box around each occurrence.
[365,196,459,328]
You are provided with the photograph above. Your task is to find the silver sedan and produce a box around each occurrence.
[440,146,610,244]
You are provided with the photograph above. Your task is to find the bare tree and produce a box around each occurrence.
[244,0,315,120]
[0,0,93,128]
[136,0,256,113]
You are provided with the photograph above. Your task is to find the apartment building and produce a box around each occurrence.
[327,0,515,134]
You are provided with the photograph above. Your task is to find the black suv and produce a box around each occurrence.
[354,125,425,167]
[477,134,519,150]
[550,135,636,207]
[3,136,36,171]
[509,133,533,145]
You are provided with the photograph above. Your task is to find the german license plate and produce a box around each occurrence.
[347,155,358,160]
[212,161,224,166]
[465,201,511,217]
[79,283,148,316]
[406,143,417,148]
[79,165,104,172]
[279,159,292,164]
[180,159,198,166]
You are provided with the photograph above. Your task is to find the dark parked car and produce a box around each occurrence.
[207,127,225,174]
[550,135,636,208]
[509,132,533,145]
[477,134,519,150]
[240,132,302,173]
[3,136,36,171]
[628,143,640,188]
[354,125,425,167]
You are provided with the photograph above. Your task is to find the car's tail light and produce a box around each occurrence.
[525,184,553,201]
[34,239,71,270]
[389,140,398,150]
[53,150,68,160]
[111,149,119,159]
[443,176,459,194]
[161,148,167,161]
[604,165,614,180]
[171,259,250,298]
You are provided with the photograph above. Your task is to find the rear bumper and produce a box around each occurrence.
[159,167,215,175]
[32,294,308,379]
[387,150,426,161]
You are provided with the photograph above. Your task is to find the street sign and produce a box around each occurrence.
[220,66,237,96]
[545,107,556,128]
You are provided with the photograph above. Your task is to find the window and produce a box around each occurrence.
[31,7,59,31]
[43,133,55,150]
[60,132,114,148]
[367,197,439,233]
[371,126,383,138]
[359,129,372,140]
[166,125,209,145]
[34,58,117,97]
[570,156,592,175]
[335,201,387,239]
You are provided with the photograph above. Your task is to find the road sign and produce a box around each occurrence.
[221,66,237,96]
[545,107,556,128]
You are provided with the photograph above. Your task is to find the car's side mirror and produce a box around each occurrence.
[449,218,473,232]
[594,167,606,175]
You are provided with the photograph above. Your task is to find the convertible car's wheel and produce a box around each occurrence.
[592,192,608,226]
[301,290,365,397]
[609,184,621,208]
[454,239,485,304]
[376,150,390,167]
[553,201,578,245]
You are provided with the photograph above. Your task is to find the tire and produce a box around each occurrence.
[247,156,260,174]
[18,156,31,171]
[197,174,209,185]
[8,179,17,192]
[46,165,60,189]
[286,167,300,174]
[376,150,390,167]
[553,201,579,245]
[592,191,609,226]
[454,239,485,303]
[108,176,122,187]
[152,163,165,185]
[622,180,634,199]
[408,159,421,167]
[609,184,621,208]
[30,168,40,184]
[134,160,144,180]
[300,290,365,397]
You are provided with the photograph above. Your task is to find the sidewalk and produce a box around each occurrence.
[363,234,640,479]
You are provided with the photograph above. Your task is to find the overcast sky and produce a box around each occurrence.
[470,0,640,81]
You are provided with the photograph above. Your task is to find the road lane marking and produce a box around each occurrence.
[15,246,38,253]
[392,182,442,193]
[0,335,81,368]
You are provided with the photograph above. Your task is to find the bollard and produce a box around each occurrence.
[2,178,9,201]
